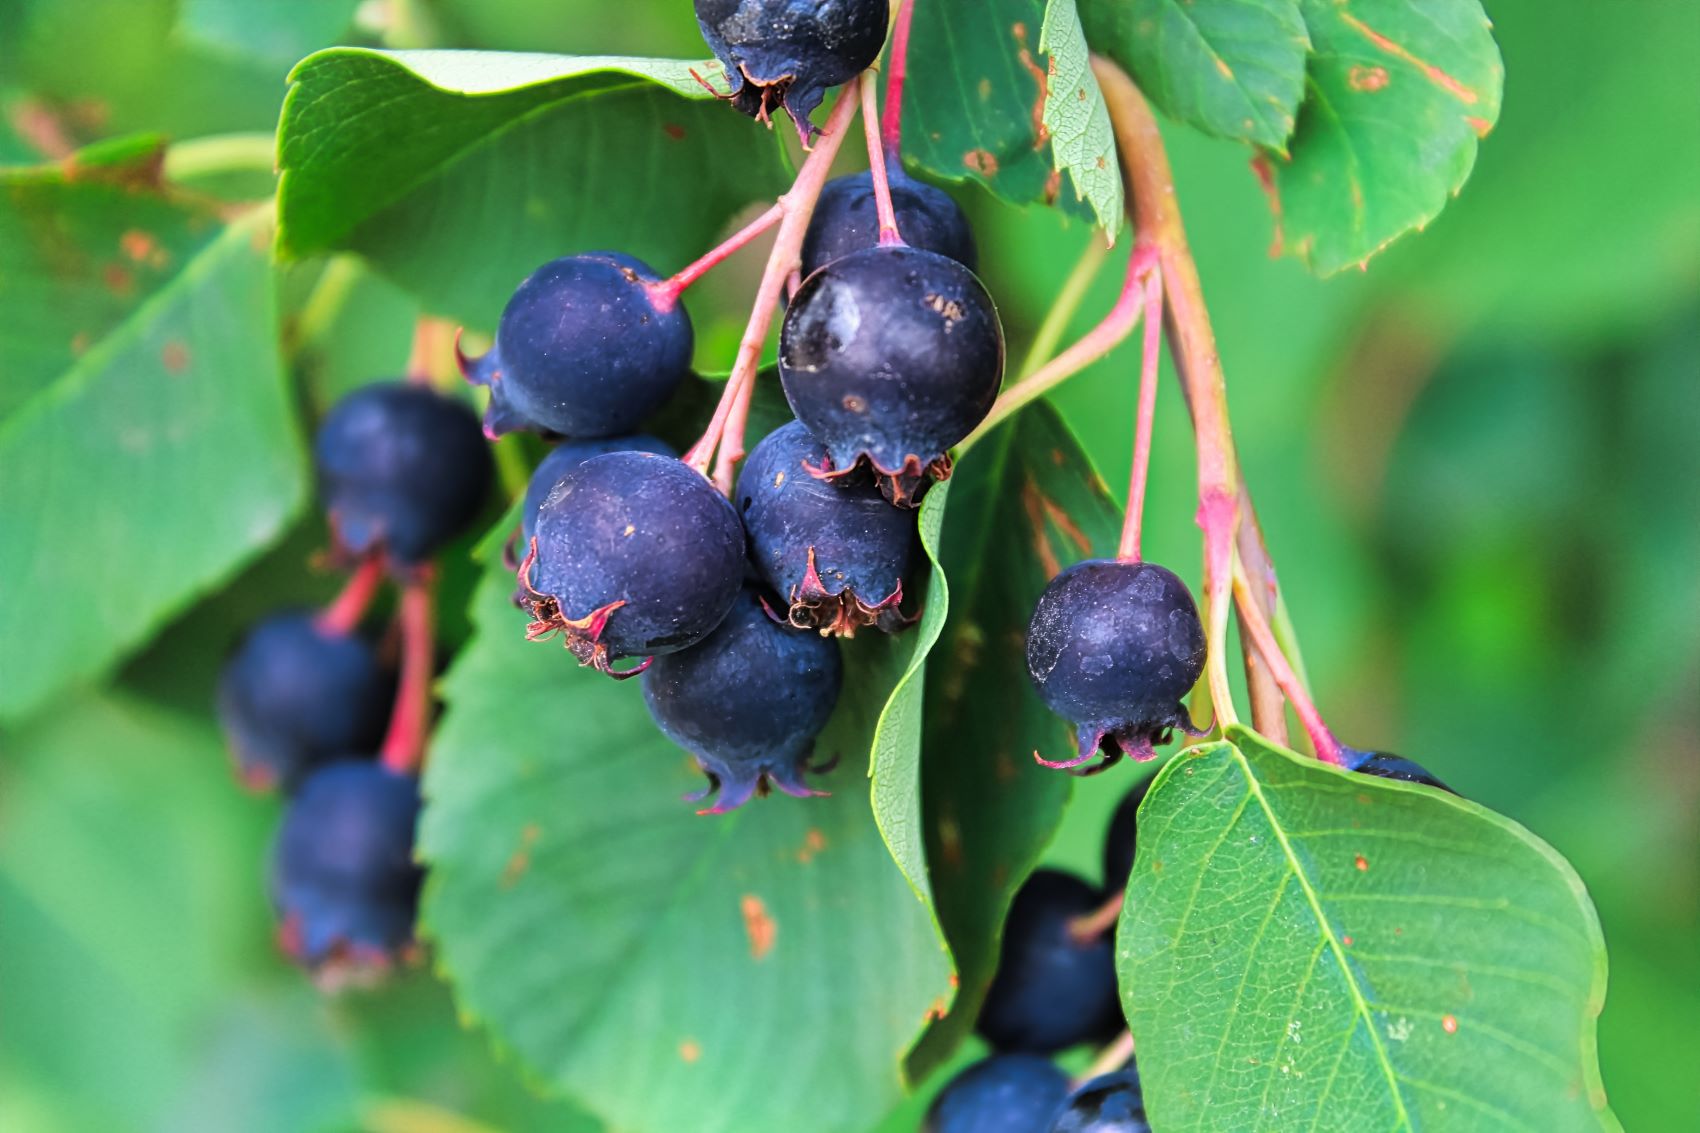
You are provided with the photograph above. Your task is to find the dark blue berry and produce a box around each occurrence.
[779,245,1003,506]
[800,170,977,278]
[695,0,888,138]
[1026,560,1206,774]
[217,611,394,792]
[462,253,692,438]
[523,451,744,676]
[1344,747,1456,794]
[1048,1070,1149,1133]
[978,869,1123,1054]
[271,762,422,974]
[737,419,916,634]
[925,1054,1072,1133]
[1101,777,1154,894]
[643,585,843,813]
[521,435,676,545]
[314,382,493,566]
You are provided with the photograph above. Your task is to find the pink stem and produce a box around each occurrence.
[380,570,437,775]
[860,76,904,245]
[1117,258,1164,562]
[881,0,915,157]
[1068,891,1125,943]
[1231,567,1345,766]
[1077,1031,1136,1086]
[315,554,387,636]
[405,318,446,386]
[651,202,784,306]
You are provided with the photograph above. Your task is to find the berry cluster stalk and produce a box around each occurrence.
[1078,1030,1136,1085]
[880,0,916,157]
[1116,260,1164,563]
[379,569,437,774]
[405,317,450,387]
[315,554,386,636]
[1232,558,1345,765]
[859,77,904,246]
[651,202,784,304]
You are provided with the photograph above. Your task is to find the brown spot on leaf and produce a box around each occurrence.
[796,828,828,864]
[1348,65,1391,92]
[1442,1014,1458,1034]
[1020,478,1063,578]
[1465,115,1493,137]
[1215,58,1235,80]
[1354,854,1369,872]
[1250,154,1285,258]
[679,1039,701,1062]
[70,332,91,356]
[663,123,686,140]
[1341,13,1481,104]
[741,894,776,960]
[977,77,993,101]
[1012,22,1051,148]
[964,149,999,175]
[102,264,134,297]
[160,340,190,374]
[501,823,541,888]
[120,229,159,264]
[1043,169,1061,205]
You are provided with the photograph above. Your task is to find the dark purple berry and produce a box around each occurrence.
[978,869,1123,1054]
[1101,777,1154,895]
[522,451,744,676]
[1048,1070,1149,1133]
[800,170,977,278]
[217,611,394,792]
[1344,747,1456,794]
[643,585,843,813]
[271,762,422,976]
[461,253,692,438]
[314,382,493,567]
[924,1054,1072,1133]
[695,0,888,138]
[522,435,676,545]
[779,245,1003,506]
[737,419,917,635]
[1026,560,1206,774]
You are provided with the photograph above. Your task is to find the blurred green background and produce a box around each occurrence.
[1,1,1695,1131]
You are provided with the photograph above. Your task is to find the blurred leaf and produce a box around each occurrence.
[276,49,789,319]
[420,563,951,1133]
[1268,0,1503,274]
[1038,0,1123,232]
[0,157,305,721]
[1122,727,1617,1132]
[177,0,362,67]
[1081,0,1308,151]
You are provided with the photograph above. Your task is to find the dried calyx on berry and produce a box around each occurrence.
[1048,1068,1150,1133]
[1026,560,1208,774]
[694,0,888,139]
[643,585,843,813]
[314,382,493,567]
[779,244,1003,506]
[461,253,692,439]
[521,451,744,677]
[1343,747,1456,794]
[800,170,977,279]
[737,419,918,635]
[924,1054,1072,1133]
[217,611,395,792]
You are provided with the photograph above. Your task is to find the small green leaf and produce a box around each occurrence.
[1121,727,1617,1132]
[1269,0,1504,274]
[1038,0,1124,233]
[1080,0,1308,151]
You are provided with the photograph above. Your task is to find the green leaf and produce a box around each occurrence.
[0,156,305,721]
[421,562,952,1133]
[1268,0,1504,274]
[1038,0,1124,232]
[1080,0,1308,151]
[177,0,362,67]
[904,403,1124,1079]
[277,49,789,319]
[1121,727,1617,1132]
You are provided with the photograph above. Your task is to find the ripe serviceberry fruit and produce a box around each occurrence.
[217,612,394,792]
[1048,1069,1150,1133]
[924,1054,1072,1133]
[1345,747,1456,794]
[799,170,977,278]
[779,245,1003,506]
[272,762,422,976]
[460,253,692,438]
[737,419,917,635]
[978,869,1122,1054]
[521,434,676,545]
[694,0,888,137]
[522,451,744,676]
[1026,560,1207,773]
[314,382,493,567]
[1101,777,1154,894]
[643,585,843,813]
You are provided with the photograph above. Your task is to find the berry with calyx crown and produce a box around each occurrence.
[521,434,676,545]
[799,169,977,279]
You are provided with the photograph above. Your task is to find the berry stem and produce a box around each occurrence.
[860,74,905,246]
[652,202,784,304]
[405,317,450,387]
[315,554,387,636]
[684,77,866,492]
[1116,260,1164,562]
[1231,555,1345,766]
[1067,891,1125,943]
[881,0,916,158]
[1236,501,1290,745]
[379,568,437,775]
[1078,1030,1136,1086]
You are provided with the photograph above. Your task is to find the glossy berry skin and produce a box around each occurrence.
[644,585,843,813]
[737,420,916,635]
[461,253,692,438]
[1101,776,1154,894]
[314,382,493,567]
[1048,1070,1149,1133]
[779,245,1003,506]
[521,434,675,545]
[1026,559,1206,773]
[1345,747,1456,794]
[271,762,422,975]
[978,869,1123,1054]
[523,452,744,676]
[695,0,888,138]
[217,612,394,792]
[925,1054,1072,1133]
[799,170,977,278]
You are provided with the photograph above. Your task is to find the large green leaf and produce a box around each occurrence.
[1081,0,1308,152]
[1038,0,1124,232]
[0,153,305,721]
[421,562,952,1133]
[1120,727,1617,1131]
[1269,0,1504,274]
[276,50,790,320]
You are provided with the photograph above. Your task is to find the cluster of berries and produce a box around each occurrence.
[218,381,494,979]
